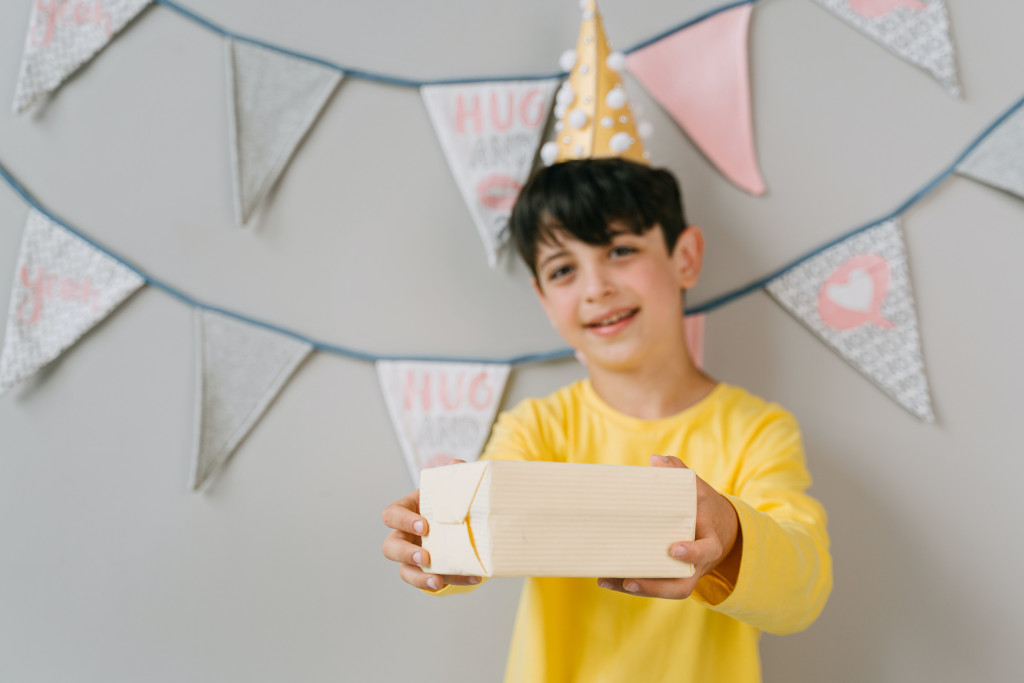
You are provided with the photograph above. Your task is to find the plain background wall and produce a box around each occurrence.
[2,1,1022,681]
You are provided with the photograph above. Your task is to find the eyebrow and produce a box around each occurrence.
[537,248,569,272]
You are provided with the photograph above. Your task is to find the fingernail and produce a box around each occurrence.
[427,577,440,590]
[597,580,612,589]
[412,551,422,566]
[413,520,424,534]
[672,545,687,558]
[468,576,480,585]
[624,581,639,592]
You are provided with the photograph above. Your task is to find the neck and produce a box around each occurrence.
[588,346,717,420]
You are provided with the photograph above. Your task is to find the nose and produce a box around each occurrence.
[582,263,615,303]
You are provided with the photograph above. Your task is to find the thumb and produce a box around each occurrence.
[649,454,689,469]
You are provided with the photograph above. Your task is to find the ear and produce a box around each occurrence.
[672,225,705,290]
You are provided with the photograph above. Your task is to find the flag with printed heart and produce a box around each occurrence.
[421,79,560,266]
[376,360,511,485]
[12,0,153,114]
[227,38,344,225]
[191,309,313,491]
[0,209,145,395]
[810,0,960,98]
[765,217,934,421]
[627,3,766,195]
[955,101,1024,200]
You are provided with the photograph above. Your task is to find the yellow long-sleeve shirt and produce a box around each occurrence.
[437,381,831,683]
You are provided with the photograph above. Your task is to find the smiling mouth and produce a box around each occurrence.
[586,309,638,328]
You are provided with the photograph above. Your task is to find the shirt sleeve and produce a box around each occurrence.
[691,408,833,635]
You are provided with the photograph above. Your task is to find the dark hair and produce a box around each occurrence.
[506,158,687,277]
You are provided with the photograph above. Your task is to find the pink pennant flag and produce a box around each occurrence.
[627,4,765,196]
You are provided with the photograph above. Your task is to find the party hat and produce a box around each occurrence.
[540,0,650,166]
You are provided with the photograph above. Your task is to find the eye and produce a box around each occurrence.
[609,245,637,259]
[547,263,574,282]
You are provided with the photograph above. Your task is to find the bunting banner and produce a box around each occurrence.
[955,105,1024,200]
[0,209,145,395]
[810,0,961,98]
[421,79,560,266]
[627,3,766,195]
[191,309,312,491]
[376,360,510,485]
[227,38,344,225]
[12,0,153,114]
[765,217,934,421]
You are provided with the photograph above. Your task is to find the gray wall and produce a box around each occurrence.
[2,1,1022,681]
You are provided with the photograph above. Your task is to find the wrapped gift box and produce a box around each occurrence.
[420,460,696,577]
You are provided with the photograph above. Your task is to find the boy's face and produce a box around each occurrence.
[531,222,703,373]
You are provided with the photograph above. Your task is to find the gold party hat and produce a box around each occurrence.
[543,0,649,165]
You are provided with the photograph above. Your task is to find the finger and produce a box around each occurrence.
[440,574,482,587]
[596,578,625,592]
[620,577,697,600]
[399,562,446,591]
[382,497,428,536]
[382,532,430,566]
[671,536,723,568]
[649,454,689,469]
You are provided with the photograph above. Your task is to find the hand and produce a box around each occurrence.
[381,459,481,591]
[597,454,740,599]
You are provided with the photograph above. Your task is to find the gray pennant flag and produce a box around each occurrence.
[0,209,145,395]
[13,0,152,113]
[955,104,1024,200]
[227,38,343,225]
[192,309,312,491]
[811,0,960,98]
[765,218,934,421]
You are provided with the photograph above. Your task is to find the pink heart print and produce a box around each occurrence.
[846,0,927,19]
[817,253,896,330]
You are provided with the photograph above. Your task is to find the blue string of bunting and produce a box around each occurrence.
[2,87,1021,366]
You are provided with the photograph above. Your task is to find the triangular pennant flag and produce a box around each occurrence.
[0,209,145,395]
[628,4,766,195]
[227,39,343,225]
[955,104,1024,200]
[12,0,152,114]
[376,360,511,485]
[765,218,934,421]
[421,79,559,266]
[192,309,312,491]
[811,0,961,98]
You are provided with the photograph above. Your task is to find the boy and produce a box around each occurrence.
[382,158,832,682]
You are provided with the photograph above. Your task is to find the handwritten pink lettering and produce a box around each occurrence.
[17,266,101,326]
[455,88,547,135]
[403,370,495,412]
[31,1,113,49]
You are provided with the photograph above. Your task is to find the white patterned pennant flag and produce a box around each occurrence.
[811,0,960,98]
[765,218,934,421]
[0,209,144,395]
[192,309,312,491]
[955,103,1024,200]
[12,0,152,113]
[421,79,560,266]
[227,38,343,225]
[376,360,511,485]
